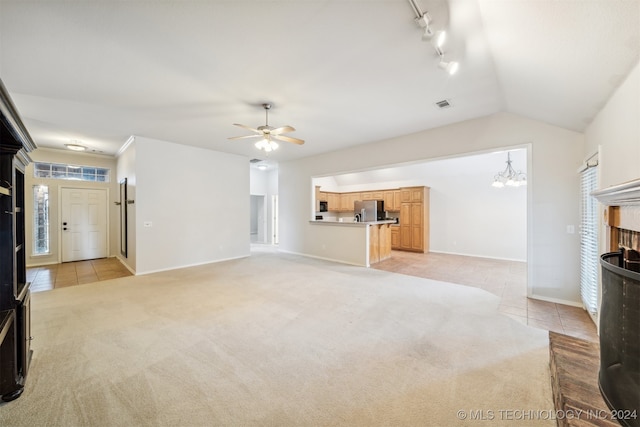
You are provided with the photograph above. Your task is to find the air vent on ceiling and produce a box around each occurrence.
[435,99,452,109]
[249,158,262,163]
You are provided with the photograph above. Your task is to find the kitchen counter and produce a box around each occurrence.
[309,219,397,226]
[308,220,395,266]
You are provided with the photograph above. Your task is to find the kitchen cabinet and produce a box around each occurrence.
[383,191,394,211]
[369,223,391,264]
[348,192,360,211]
[391,226,400,249]
[383,190,402,211]
[327,192,340,211]
[0,78,35,402]
[362,191,383,201]
[339,193,351,211]
[399,186,429,253]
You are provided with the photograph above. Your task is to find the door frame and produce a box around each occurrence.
[58,186,110,263]
[272,194,278,245]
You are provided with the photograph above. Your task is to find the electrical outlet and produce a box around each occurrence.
[144,221,152,227]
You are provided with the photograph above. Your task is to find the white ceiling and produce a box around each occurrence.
[0,0,638,161]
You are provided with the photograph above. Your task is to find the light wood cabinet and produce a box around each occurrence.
[383,191,394,211]
[317,186,423,222]
[369,223,391,264]
[361,191,383,201]
[348,192,360,211]
[328,192,340,211]
[339,193,351,211]
[398,186,429,253]
[393,191,401,211]
[384,190,402,211]
[390,226,400,249]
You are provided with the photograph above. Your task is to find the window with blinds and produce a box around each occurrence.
[580,164,599,315]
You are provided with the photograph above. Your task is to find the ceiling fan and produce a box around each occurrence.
[228,103,304,152]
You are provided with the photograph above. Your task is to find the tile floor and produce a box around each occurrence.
[373,250,599,342]
[27,257,133,293]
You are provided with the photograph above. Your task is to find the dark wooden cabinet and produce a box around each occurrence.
[0,78,36,402]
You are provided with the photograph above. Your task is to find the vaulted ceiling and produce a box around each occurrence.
[0,0,638,161]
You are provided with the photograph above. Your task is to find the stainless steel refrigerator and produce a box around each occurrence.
[354,200,384,222]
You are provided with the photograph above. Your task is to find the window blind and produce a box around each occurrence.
[580,165,599,315]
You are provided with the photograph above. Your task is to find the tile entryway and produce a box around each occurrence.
[28,258,132,292]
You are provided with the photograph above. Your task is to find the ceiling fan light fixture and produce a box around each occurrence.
[255,138,278,152]
[229,103,304,150]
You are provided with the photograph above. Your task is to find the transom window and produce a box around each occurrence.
[34,162,110,182]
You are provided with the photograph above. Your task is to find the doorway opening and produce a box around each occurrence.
[250,194,267,243]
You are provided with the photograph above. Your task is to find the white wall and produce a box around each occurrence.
[116,139,137,272]
[585,61,640,189]
[280,112,584,304]
[133,136,250,274]
[24,148,119,266]
[584,61,640,318]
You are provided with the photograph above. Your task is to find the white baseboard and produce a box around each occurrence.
[429,249,526,263]
[277,249,367,267]
[115,255,137,275]
[136,254,249,276]
[527,293,583,308]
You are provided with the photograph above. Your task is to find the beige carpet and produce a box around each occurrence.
[1,250,554,426]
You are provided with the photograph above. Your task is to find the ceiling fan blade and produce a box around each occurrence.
[270,125,295,135]
[228,134,261,140]
[273,134,305,145]
[233,123,261,133]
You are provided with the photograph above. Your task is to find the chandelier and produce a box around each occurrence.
[491,152,527,188]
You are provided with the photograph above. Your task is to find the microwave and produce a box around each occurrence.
[319,201,328,212]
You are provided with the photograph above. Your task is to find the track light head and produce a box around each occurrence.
[433,30,446,48]
[421,26,434,41]
[415,12,432,28]
[439,60,459,75]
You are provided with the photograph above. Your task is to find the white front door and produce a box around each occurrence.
[61,188,108,262]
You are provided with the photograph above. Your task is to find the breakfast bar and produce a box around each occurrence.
[308,220,396,267]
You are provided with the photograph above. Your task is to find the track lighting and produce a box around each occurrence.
[438,60,459,75]
[433,30,446,49]
[421,26,434,41]
[407,0,459,75]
